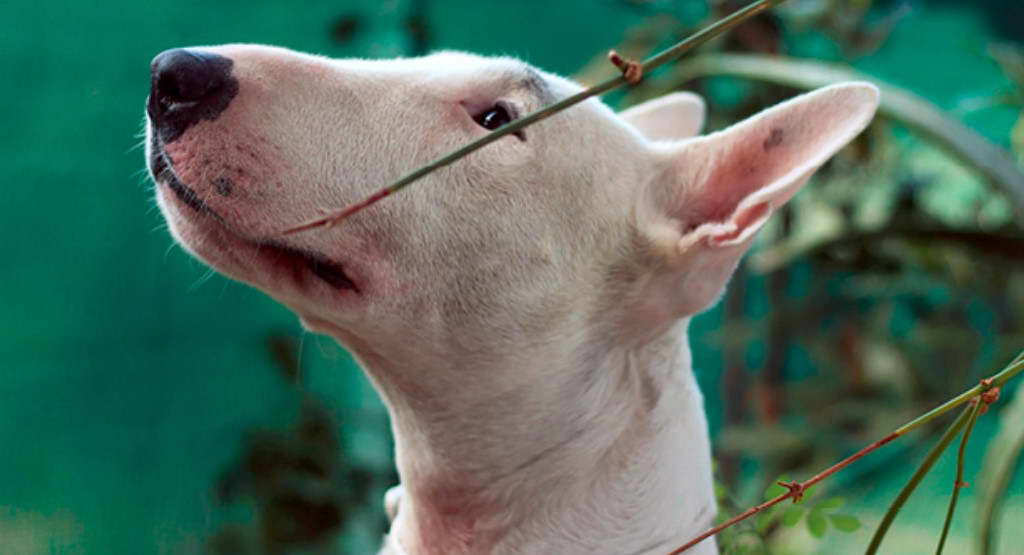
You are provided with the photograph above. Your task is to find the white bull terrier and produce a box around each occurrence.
[145,45,878,554]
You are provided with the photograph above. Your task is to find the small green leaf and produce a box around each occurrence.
[725,531,767,555]
[756,508,776,533]
[764,475,791,500]
[817,496,846,511]
[807,509,828,538]
[829,513,861,532]
[782,505,806,526]
[715,481,728,502]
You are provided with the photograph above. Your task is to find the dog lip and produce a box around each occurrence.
[255,240,360,292]
[149,136,359,294]
[149,135,213,215]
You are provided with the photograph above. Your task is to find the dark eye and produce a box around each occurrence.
[474,104,513,130]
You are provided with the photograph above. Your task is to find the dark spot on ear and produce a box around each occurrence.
[214,176,234,197]
[763,127,785,151]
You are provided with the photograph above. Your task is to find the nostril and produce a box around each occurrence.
[152,49,229,104]
[148,48,238,142]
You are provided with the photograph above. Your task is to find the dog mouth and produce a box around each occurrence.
[149,137,359,293]
[252,240,359,292]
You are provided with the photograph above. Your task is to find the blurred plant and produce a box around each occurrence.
[581,1,1024,553]
[757,483,860,542]
[712,469,861,554]
[976,370,1024,555]
[680,354,1021,554]
[986,43,1024,161]
[207,334,395,554]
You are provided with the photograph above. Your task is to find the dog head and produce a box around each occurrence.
[146,44,878,376]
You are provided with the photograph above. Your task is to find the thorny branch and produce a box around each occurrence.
[282,0,789,234]
[669,353,1022,554]
[608,50,644,84]
[934,396,984,555]
[864,405,975,555]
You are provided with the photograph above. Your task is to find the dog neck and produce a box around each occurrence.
[318,317,717,554]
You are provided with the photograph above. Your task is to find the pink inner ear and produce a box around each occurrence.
[709,200,771,245]
[670,83,879,253]
[694,124,806,226]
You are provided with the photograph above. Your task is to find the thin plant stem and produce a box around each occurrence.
[282,0,789,234]
[890,355,1020,437]
[978,350,1024,555]
[979,424,1024,555]
[864,406,974,555]
[935,398,984,555]
[670,352,1023,554]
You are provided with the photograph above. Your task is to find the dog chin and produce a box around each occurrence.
[149,138,361,299]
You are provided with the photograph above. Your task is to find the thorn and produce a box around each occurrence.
[955,480,970,489]
[777,480,805,503]
[982,387,1001,406]
[972,378,1000,414]
[608,50,644,84]
[980,386,1000,415]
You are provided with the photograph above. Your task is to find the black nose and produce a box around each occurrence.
[148,48,238,142]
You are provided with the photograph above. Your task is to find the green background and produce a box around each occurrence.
[2,1,1021,553]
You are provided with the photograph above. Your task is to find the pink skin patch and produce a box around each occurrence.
[163,122,276,205]
[155,112,375,304]
[157,180,368,306]
[157,82,294,218]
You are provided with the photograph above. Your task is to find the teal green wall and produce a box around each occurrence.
[1,1,1020,553]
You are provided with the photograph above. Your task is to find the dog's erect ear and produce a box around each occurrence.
[641,83,879,316]
[621,92,706,141]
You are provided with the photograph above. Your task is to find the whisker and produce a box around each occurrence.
[126,139,147,154]
[296,330,308,386]
[162,242,178,262]
[188,267,218,291]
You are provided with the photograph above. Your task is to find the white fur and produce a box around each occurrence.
[147,44,879,554]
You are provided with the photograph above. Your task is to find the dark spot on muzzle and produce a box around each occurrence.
[214,176,235,197]
[147,48,239,143]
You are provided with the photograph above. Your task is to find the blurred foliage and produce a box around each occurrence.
[977,378,1024,554]
[583,1,1024,553]
[986,43,1024,160]
[207,335,396,554]
[712,471,863,554]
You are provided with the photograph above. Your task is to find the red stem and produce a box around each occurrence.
[283,187,393,234]
[668,431,901,554]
